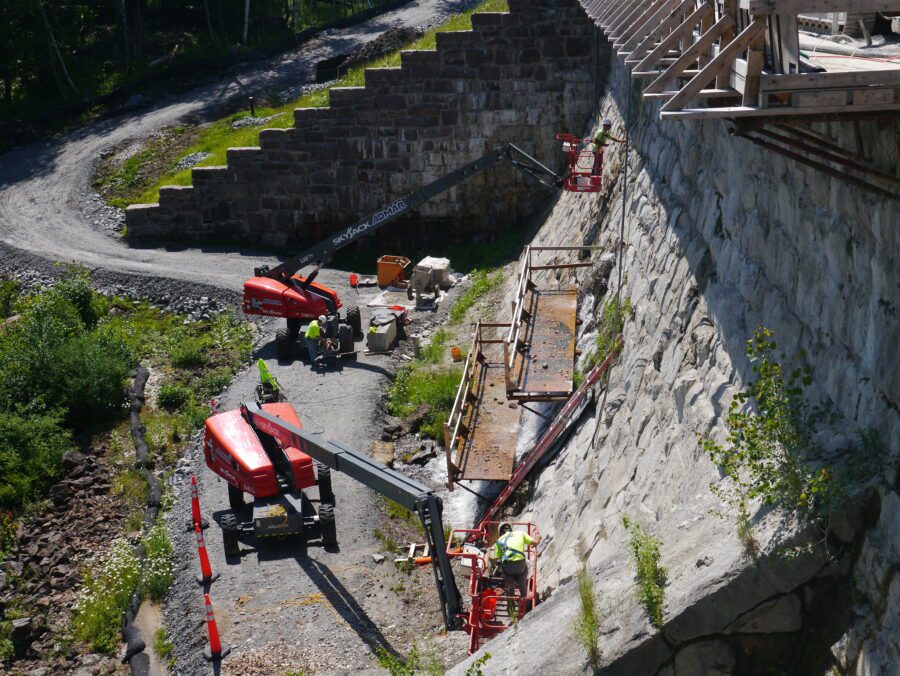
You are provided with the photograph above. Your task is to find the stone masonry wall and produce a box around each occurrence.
[125,0,596,247]
[452,35,898,676]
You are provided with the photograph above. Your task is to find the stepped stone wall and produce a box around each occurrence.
[452,38,898,676]
[125,0,596,247]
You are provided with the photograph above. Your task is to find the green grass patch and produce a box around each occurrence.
[449,269,503,324]
[115,0,509,207]
[152,626,173,661]
[112,469,150,508]
[387,367,459,441]
[622,516,667,630]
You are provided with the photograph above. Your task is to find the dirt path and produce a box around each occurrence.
[0,0,477,292]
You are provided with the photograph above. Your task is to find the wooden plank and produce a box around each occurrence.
[646,15,734,94]
[608,0,650,38]
[743,16,767,106]
[634,3,715,73]
[602,0,643,31]
[662,19,767,111]
[626,0,697,65]
[659,102,900,118]
[644,87,740,99]
[742,0,899,14]
[617,0,680,54]
[633,68,702,78]
[761,69,900,92]
[853,88,895,105]
[795,90,848,107]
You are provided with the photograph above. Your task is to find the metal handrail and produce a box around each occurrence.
[443,323,481,489]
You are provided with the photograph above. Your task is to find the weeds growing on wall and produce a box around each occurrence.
[585,297,631,370]
[701,326,882,556]
[623,516,667,629]
[573,566,602,674]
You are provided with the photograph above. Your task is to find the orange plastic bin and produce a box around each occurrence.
[377,255,411,288]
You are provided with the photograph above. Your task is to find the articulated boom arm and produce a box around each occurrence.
[239,401,463,629]
[255,144,561,282]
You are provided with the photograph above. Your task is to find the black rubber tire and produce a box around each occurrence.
[338,323,353,355]
[228,483,244,511]
[319,504,337,546]
[345,306,362,338]
[317,463,334,505]
[275,328,292,361]
[221,512,240,557]
[286,317,301,338]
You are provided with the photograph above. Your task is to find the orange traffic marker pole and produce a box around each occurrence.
[186,475,209,531]
[195,524,220,586]
[202,594,231,662]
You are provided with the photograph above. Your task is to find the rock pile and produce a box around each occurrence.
[0,443,127,672]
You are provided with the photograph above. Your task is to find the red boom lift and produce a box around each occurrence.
[204,399,538,649]
[242,141,595,361]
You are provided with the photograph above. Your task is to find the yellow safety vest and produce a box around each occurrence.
[305,320,321,339]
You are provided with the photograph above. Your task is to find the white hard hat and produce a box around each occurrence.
[318,315,326,323]
[602,118,612,126]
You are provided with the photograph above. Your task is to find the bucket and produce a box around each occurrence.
[349,273,358,288]
[451,346,462,362]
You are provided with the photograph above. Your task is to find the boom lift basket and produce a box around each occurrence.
[556,133,601,193]
[448,520,539,654]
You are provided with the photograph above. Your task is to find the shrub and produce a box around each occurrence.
[623,516,667,629]
[0,409,72,509]
[72,538,142,652]
[700,327,873,554]
[0,510,16,560]
[573,566,602,674]
[50,333,130,425]
[142,523,173,601]
[169,338,207,368]
[0,277,20,318]
[157,384,190,411]
[198,367,233,398]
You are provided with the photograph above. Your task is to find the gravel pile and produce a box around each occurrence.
[173,150,211,171]
[231,112,286,129]
[81,192,126,237]
[0,243,241,322]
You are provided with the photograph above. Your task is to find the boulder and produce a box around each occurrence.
[61,450,87,471]
[49,483,73,506]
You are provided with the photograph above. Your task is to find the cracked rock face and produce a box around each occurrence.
[452,48,897,676]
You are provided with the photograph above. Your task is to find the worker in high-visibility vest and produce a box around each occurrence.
[492,522,542,604]
[591,119,624,176]
[305,315,325,365]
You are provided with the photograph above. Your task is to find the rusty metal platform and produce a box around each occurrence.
[444,324,520,489]
[504,246,589,401]
[507,287,578,400]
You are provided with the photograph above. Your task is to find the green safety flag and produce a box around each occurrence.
[257,358,279,392]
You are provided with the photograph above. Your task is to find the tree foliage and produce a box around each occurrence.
[1,0,396,123]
